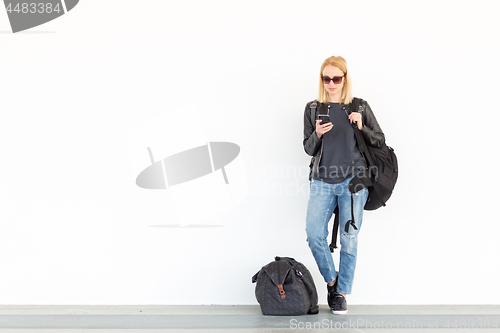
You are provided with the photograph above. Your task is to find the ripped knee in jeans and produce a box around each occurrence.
[342,233,356,240]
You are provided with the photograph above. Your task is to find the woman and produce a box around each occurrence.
[303,56,385,314]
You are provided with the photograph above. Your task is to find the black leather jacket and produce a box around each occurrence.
[303,99,385,177]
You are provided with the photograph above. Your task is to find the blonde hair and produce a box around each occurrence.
[317,56,353,104]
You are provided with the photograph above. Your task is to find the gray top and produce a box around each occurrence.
[313,103,366,184]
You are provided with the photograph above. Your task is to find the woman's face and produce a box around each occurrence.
[322,65,345,102]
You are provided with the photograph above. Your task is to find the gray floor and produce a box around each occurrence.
[0,305,499,332]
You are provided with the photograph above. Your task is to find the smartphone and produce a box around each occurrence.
[317,115,331,125]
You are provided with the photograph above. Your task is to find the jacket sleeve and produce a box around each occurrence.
[360,100,385,148]
[303,102,322,156]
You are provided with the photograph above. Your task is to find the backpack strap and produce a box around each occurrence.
[310,100,318,125]
[329,206,340,252]
[345,193,358,233]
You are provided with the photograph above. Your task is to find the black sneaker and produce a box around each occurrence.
[327,284,336,309]
[327,272,338,309]
[331,293,347,315]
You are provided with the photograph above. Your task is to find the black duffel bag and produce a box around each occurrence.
[252,256,319,316]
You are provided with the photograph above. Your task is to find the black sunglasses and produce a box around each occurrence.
[321,75,344,84]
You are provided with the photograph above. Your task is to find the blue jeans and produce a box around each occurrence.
[305,176,368,295]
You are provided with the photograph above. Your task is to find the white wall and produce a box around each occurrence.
[1,0,499,305]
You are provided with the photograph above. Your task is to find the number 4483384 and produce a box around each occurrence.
[6,3,61,14]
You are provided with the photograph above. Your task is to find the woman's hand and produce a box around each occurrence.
[315,120,333,138]
[348,112,363,130]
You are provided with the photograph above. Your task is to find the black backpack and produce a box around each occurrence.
[348,97,398,210]
[252,257,319,316]
[309,98,398,252]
